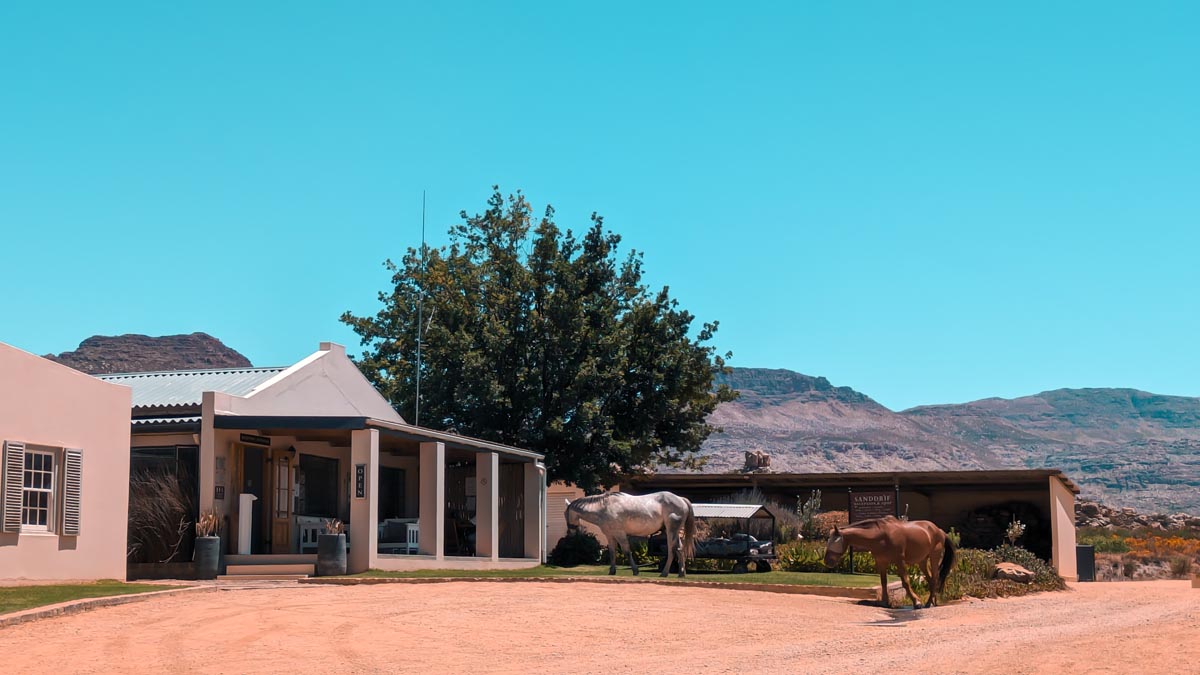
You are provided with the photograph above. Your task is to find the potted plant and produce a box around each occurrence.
[317,518,347,576]
[194,509,221,580]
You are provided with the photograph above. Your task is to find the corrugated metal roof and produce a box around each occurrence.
[131,416,202,427]
[98,367,286,408]
[692,503,774,519]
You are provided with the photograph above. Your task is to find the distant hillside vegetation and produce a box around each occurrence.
[700,367,1200,514]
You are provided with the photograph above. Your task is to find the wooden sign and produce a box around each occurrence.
[850,491,895,521]
[240,433,271,447]
[355,464,366,499]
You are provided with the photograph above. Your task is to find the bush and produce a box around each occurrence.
[605,538,656,566]
[1169,556,1193,578]
[549,531,602,567]
[933,545,1066,603]
[1078,532,1131,553]
[946,527,962,548]
[127,467,195,564]
[992,543,1065,588]
[777,540,874,573]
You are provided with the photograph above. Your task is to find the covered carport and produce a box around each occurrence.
[623,469,1080,580]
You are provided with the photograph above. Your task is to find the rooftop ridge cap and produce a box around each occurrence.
[98,366,286,378]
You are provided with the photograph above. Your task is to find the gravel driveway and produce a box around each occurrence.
[0,579,1195,674]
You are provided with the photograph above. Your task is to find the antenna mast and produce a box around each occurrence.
[415,190,425,426]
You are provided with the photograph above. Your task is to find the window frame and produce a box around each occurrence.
[21,447,57,533]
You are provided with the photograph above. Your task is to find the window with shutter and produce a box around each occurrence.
[63,448,82,536]
[2,441,25,533]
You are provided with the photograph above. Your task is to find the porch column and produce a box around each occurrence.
[199,393,217,513]
[419,441,445,559]
[523,462,542,560]
[349,429,379,574]
[475,452,499,560]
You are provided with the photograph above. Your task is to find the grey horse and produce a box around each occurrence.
[565,491,696,577]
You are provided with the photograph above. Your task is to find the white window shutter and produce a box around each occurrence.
[2,441,24,534]
[63,448,83,536]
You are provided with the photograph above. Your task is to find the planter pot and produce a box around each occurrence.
[317,533,347,576]
[194,536,221,580]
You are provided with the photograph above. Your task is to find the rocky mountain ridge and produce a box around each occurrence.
[45,333,252,374]
[701,367,1200,513]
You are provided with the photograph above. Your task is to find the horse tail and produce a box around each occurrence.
[683,501,697,561]
[937,528,956,594]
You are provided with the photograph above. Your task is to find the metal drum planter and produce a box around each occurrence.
[194,536,221,580]
[317,533,347,576]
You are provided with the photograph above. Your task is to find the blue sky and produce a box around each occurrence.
[2,3,1198,410]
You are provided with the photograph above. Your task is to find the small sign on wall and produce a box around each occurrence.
[355,464,366,499]
[849,491,895,521]
[214,485,225,500]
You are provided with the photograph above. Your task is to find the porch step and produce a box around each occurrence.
[225,554,317,566]
[217,574,310,581]
[224,563,316,576]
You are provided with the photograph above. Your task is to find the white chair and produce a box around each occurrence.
[406,522,420,554]
[297,516,324,553]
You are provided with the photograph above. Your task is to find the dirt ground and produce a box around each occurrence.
[0,579,1196,674]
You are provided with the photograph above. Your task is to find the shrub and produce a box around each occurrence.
[1078,532,1130,553]
[1122,559,1138,578]
[797,490,823,540]
[549,531,602,567]
[1169,555,1193,578]
[127,467,195,564]
[1006,518,1026,546]
[992,543,1065,588]
[946,527,962,548]
[776,540,875,574]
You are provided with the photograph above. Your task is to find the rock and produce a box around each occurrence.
[45,333,252,374]
[743,449,772,472]
[993,562,1036,584]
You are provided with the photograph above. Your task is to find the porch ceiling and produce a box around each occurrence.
[213,414,543,462]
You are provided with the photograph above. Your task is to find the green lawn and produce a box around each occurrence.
[353,565,879,588]
[0,580,177,615]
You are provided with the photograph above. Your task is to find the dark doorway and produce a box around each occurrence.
[242,446,265,554]
[498,463,525,558]
[379,467,406,520]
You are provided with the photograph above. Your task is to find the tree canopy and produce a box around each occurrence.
[341,187,736,490]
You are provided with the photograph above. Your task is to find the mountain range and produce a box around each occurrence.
[43,335,1200,513]
[706,368,1200,513]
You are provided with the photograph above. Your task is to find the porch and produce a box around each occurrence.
[204,416,545,574]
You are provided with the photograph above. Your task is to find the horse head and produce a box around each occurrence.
[564,498,580,532]
[823,526,846,568]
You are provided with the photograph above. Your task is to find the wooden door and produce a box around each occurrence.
[270,450,294,554]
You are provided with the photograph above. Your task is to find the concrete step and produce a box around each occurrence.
[224,563,316,576]
[216,574,309,581]
[225,554,317,566]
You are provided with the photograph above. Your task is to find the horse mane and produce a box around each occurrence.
[568,493,619,513]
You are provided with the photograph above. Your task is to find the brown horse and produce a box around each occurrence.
[824,516,956,608]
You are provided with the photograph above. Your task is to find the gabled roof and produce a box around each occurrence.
[98,367,286,409]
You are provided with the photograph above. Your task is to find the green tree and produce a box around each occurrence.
[341,187,736,490]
